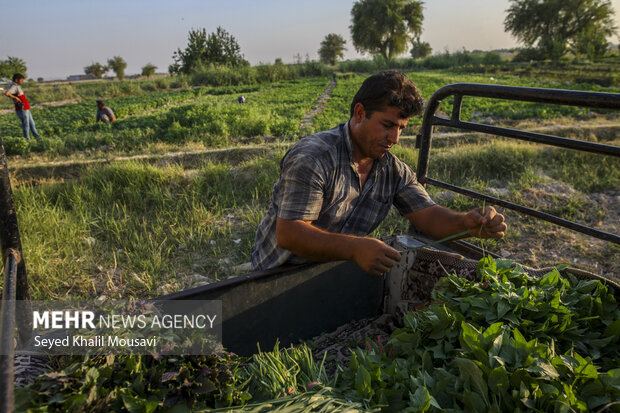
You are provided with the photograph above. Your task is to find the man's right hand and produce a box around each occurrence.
[276,218,401,276]
[352,238,401,276]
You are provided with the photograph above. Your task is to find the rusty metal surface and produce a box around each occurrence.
[0,136,29,302]
[0,134,31,413]
[0,252,17,413]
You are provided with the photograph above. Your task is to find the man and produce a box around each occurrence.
[96,100,116,123]
[4,73,41,139]
[251,70,506,275]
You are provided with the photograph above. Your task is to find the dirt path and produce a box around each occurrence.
[298,79,336,131]
[11,142,283,170]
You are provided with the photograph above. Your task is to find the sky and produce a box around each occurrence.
[2,0,620,80]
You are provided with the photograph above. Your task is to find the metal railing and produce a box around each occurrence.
[416,83,620,245]
[0,135,30,413]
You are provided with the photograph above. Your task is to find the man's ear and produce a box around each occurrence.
[352,102,366,122]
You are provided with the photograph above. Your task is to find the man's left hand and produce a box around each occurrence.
[464,206,506,239]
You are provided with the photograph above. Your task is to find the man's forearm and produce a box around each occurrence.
[406,205,469,239]
[406,204,506,240]
[276,218,403,275]
[276,218,359,262]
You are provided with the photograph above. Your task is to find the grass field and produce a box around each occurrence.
[1,65,619,301]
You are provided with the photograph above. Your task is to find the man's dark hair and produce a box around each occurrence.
[349,70,424,119]
[12,73,24,82]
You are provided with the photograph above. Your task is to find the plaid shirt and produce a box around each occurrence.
[251,122,435,270]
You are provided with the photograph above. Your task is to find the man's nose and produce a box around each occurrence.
[387,128,400,145]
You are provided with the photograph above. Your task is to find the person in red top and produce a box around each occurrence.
[4,73,41,139]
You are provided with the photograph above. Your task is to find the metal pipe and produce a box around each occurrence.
[451,94,463,121]
[425,177,620,245]
[431,116,620,157]
[0,251,18,413]
[430,83,620,110]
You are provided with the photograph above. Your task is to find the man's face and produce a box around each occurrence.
[353,104,410,159]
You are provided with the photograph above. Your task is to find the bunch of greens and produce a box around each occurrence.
[15,353,251,412]
[337,256,620,412]
[14,342,344,412]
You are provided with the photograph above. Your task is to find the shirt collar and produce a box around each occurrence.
[343,121,354,163]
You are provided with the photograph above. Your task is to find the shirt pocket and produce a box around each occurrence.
[352,196,392,235]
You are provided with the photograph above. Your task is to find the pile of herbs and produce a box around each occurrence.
[336,256,620,412]
[14,352,252,412]
[14,342,357,412]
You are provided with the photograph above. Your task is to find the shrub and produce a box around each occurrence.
[2,137,30,156]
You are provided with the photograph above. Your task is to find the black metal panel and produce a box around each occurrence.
[157,261,384,356]
[417,83,620,245]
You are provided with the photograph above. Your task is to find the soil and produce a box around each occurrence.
[298,79,336,131]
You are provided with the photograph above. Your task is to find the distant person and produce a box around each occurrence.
[4,73,41,139]
[238,95,246,104]
[96,100,116,123]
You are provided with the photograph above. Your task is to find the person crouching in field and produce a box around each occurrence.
[96,99,116,123]
[4,73,41,139]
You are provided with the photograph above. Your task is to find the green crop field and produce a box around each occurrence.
[2,62,620,412]
[2,68,619,301]
[0,78,329,156]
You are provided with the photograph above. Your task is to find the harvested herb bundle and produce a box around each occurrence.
[15,353,251,412]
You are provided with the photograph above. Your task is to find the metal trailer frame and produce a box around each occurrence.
[416,83,620,246]
[0,83,619,412]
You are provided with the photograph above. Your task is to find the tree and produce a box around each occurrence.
[573,26,613,59]
[0,56,28,81]
[410,41,432,59]
[107,56,127,80]
[504,0,618,60]
[84,62,108,79]
[170,26,247,74]
[141,63,157,78]
[350,0,424,60]
[318,33,347,65]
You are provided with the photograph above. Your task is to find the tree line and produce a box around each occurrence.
[84,58,157,80]
[169,0,618,75]
[1,0,617,82]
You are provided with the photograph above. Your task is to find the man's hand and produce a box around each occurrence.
[276,218,401,276]
[464,206,506,239]
[352,238,401,276]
